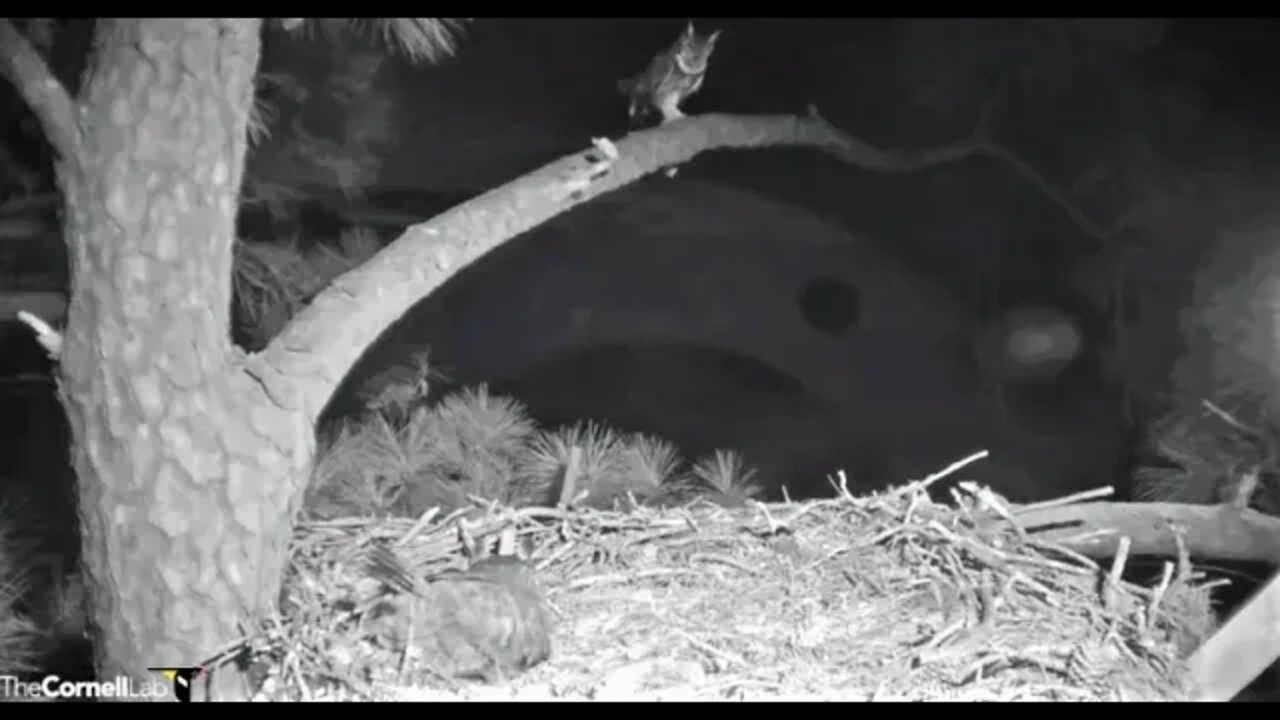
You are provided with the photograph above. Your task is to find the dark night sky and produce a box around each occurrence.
[6,18,1280,366]
[383,18,1280,178]
[313,18,1280,312]
[5,18,1280,377]
[246,19,1280,190]
[5,22,1280,694]
[2,18,1278,327]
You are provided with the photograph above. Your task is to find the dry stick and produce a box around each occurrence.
[16,309,62,360]
[1014,486,1114,515]
[1188,569,1280,701]
[840,450,991,510]
[1145,561,1175,635]
[1201,399,1264,439]
[1102,536,1131,612]
[396,507,442,548]
[915,450,991,492]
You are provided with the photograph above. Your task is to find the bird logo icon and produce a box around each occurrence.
[148,666,205,703]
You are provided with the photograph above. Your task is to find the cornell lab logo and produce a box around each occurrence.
[148,666,204,703]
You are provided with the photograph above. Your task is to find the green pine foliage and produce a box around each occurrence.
[304,369,767,519]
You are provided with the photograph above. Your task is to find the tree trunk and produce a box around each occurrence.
[55,19,310,700]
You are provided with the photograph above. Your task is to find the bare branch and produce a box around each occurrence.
[1008,500,1280,564]
[805,104,978,172]
[814,94,1131,249]
[251,110,990,423]
[977,141,1129,243]
[968,85,1130,246]
[0,19,79,159]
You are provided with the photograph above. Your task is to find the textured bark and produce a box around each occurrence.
[54,20,311,700]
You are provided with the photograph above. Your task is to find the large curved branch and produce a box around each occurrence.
[251,111,986,423]
[0,20,79,159]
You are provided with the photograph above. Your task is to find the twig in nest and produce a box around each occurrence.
[1144,560,1175,635]
[1170,524,1192,583]
[905,449,991,495]
[396,507,441,548]
[828,469,855,499]
[1014,486,1114,515]
[749,500,788,536]
[672,628,749,671]
[1102,536,1131,614]
[958,482,1025,540]
[690,553,761,577]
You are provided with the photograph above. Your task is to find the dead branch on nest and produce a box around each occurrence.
[1005,501,1280,564]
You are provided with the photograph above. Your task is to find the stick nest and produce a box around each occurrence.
[243,478,1213,701]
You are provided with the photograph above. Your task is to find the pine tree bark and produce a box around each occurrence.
[51,19,310,700]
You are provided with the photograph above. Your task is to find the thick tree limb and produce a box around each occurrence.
[0,19,79,159]
[1007,501,1280,564]
[254,110,990,423]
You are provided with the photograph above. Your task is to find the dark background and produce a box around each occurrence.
[2,18,1280,693]
[3,18,1280,494]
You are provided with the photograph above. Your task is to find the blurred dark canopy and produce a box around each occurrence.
[2,18,1278,309]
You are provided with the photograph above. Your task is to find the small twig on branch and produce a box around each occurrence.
[17,310,63,361]
[0,19,79,159]
[811,93,1127,248]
